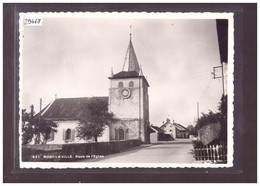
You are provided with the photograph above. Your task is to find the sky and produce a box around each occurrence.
[20,13,228,127]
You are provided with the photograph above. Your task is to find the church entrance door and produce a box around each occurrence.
[119,129,125,140]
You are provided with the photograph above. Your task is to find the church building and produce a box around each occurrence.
[33,35,150,144]
[108,34,150,143]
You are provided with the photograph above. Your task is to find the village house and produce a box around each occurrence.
[160,119,189,139]
[149,125,165,143]
[31,34,150,144]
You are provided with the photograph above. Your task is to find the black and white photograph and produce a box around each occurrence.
[19,12,233,168]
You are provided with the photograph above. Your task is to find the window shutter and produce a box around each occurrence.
[63,129,65,140]
[71,129,75,142]
[51,130,55,141]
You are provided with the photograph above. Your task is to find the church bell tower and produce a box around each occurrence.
[108,34,150,143]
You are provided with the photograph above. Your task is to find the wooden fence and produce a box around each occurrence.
[194,141,227,163]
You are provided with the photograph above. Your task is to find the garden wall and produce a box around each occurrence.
[22,139,141,162]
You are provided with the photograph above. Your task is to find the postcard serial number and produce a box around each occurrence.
[24,18,42,26]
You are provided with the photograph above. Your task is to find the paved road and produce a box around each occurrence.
[79,139,195,163]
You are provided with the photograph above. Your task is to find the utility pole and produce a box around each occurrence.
[197,102,199,121]
[37,98,42,145]
[212,62,225,95]
[39,98,42,111]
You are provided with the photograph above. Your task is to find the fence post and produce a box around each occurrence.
[212,145,215,163]
[216,144,219,162]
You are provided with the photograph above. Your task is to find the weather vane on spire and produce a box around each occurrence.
[130,25,132,39]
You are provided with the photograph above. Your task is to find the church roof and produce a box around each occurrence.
[111,70,139,78]
[109,70,149,87]
[38,97,108,120]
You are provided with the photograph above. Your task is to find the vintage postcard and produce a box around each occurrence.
[19,12,234,169]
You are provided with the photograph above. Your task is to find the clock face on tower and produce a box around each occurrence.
[121,88,131,99]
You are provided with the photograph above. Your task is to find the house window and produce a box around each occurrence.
[129,81,134,87]
[119,129,125,140]
[118,82,123,88]
[65,129,72,140]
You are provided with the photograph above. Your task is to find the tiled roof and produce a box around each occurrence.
[175,123,188,131]
[111,71,139,79]
[160,122,188,132]
[109,71,150,87]
[150,126,165,133]
[39,97,108,120]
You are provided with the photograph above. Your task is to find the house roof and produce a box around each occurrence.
[174,123,188,131]
[38,97,108,120]
[150,126,165,133]
[160,122,188,132]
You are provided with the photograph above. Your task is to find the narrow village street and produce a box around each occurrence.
[79,139,195,163]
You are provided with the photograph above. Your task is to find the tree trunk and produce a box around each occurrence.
[94,136,98,142]
[35,134,41,145]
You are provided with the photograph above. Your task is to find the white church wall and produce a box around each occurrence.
[46,120,109,144]
[47,120,80,144]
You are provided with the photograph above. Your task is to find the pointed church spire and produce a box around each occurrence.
[127,33,140,73]
[139,65,144,76]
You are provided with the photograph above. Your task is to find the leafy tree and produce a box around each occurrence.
[77,97,117,142]
[195,95,227,141]
[195,111,220,131]
[22,105,58,145]
[22,109,35,145]
[218,95,227,140]
[37,118,58,144]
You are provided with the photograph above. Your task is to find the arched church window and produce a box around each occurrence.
[65,129,71,140]
[129,81,134,87]
[119,129,125,140]
[118,82,123,88]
